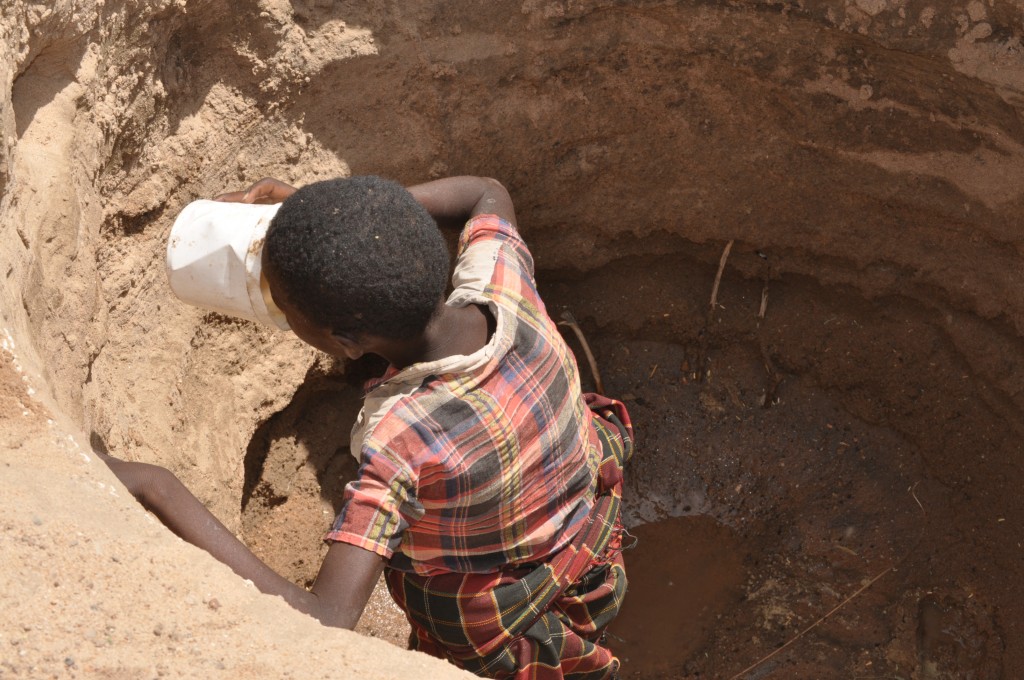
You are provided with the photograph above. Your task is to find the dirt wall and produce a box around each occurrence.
[1,0,1023,677]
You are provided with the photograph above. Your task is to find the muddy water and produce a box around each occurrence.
[610,516,746,678]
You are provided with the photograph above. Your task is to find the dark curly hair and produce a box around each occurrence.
[264,176,450,339]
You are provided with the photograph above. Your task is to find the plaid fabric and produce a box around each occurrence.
[387,400,634,680]
[326,215,607,576]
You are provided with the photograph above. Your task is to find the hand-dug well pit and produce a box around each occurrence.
[234,252,1020,677]
[3,1,1023,678]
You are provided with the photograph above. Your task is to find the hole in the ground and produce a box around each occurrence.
[237,354,411,644]
[10,3,1024,676]
[231,245,1016,677]
[537,254,1014,677]
[239,361,362,586]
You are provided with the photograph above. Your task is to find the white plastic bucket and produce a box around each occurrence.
[165,199,290,330]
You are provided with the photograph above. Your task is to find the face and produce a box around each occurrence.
[261,257,365,360]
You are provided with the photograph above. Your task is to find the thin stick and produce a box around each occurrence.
[558,311,605,395]
[727,565,893,680]
[710,240,734,310]
[758,284,769,319]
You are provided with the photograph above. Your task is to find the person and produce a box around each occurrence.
[101,175,634,679]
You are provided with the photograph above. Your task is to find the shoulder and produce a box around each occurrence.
[458,214,531,263]
[450,214,537,308]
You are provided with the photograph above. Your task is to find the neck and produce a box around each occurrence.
[382,301,491,369]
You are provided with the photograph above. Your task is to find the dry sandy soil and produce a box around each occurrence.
[2,0,1023,678]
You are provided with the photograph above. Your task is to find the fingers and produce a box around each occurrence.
[213,178,297,204]
[213,190,250,203]
[244,177,297,204]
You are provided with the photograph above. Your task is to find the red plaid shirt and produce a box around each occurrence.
[325,215,603,576]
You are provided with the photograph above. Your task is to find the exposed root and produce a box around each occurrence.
[909,482,925,515]
[697,239,737,384]
[558,310,605,395]
[710,239,734,311]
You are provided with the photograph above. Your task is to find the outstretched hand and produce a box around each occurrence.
[215,177,297,204]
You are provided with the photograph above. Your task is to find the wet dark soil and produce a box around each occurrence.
[543,250,1016,678]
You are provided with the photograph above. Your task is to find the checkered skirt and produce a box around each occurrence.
[386,396,633,680]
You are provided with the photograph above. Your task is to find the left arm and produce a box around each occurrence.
[214,177,297,204]
[214,175,516,230]
[100,453,383,628]
[406,176,517,229]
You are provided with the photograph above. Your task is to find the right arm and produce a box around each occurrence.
[99,453,383,629]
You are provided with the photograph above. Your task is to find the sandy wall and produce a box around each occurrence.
[0,1,465,676]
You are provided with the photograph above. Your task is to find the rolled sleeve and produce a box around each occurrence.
[323,447,422,558]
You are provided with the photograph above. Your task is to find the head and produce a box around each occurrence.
[262,176,450,359]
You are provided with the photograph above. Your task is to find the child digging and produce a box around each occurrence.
[101,175,634,679]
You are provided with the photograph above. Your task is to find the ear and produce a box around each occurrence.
[329,331,365,360]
